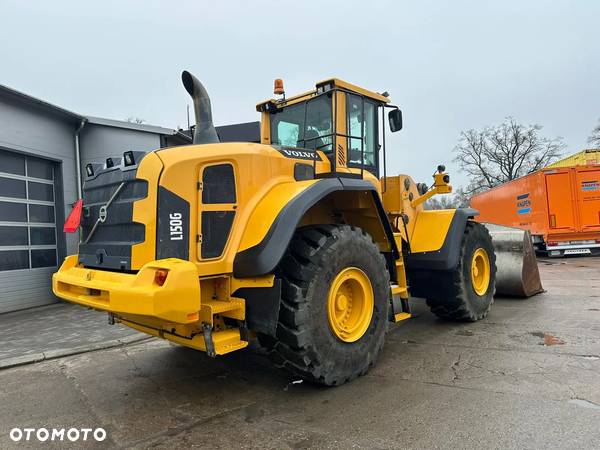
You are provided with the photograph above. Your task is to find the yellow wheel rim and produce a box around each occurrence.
[327,267,374,343]
[471,248,491,296]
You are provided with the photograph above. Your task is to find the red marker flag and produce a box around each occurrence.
[63,199,83,233]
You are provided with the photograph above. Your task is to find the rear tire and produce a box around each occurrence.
[426,222,496,321]
[264,225,390,386]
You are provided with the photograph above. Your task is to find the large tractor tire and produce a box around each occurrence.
[264,225,390,386]
[426,222,496,321]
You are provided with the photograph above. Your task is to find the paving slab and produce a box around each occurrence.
[0,302,148,369]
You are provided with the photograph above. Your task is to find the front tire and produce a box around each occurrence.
[265,225,390,386]
[426,222,496,321]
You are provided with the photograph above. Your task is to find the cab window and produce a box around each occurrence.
[303,96,333,152]
[346,94,377,169]
[270,96,333,153]
[271,103,303,147]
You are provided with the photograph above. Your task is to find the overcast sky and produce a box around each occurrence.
[1,0,598,186]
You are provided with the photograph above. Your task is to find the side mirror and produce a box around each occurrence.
[388,109,403,132]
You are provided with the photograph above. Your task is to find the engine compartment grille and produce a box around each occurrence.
[79,164,148,271]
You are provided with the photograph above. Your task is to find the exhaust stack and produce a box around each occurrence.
[181,70,220,145]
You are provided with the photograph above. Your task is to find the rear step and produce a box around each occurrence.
[120,298,248,356]
[200,299,247,356]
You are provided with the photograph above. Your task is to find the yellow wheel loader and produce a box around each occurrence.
[53,72,499,386]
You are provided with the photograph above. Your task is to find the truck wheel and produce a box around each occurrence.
[266,225,390,386]
[426,222,496,321]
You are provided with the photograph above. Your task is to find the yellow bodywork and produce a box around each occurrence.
[53,254,274,355]
[53,77,459,357]
[409,210,455,253]
[130,152,163,270]
[380,173,455,252]
[54,255,200,324]
[135,142,329,274]
[239,178,319,252]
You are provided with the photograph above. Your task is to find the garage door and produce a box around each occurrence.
[0,149,60,313]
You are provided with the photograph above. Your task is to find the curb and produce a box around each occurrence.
[0,334,153,370]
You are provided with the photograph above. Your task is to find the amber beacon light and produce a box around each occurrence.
[273,78,284,95]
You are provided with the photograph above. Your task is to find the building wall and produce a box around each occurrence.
[0,92,175,314]
[80,125,161,169]
[0,93,78,312]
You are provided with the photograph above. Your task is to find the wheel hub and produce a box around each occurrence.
[471,248,491,296]
[327,267,374,342]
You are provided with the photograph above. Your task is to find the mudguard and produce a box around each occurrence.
[405,208,479,271]
[404,208,479,299]
[233,178,398,278]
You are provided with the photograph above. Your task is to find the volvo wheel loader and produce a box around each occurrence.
[53,71,499,386]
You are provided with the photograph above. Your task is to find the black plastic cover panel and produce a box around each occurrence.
[201,211,235,259]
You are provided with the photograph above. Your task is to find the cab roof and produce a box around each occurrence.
[256,78,390,111]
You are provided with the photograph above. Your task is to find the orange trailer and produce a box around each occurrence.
[471,165,600,256]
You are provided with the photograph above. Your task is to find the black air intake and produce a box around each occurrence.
[182,70,220,145]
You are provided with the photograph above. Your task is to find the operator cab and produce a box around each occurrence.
[257,78,402,178]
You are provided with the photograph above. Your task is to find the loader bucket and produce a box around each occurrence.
[483,223,544,297]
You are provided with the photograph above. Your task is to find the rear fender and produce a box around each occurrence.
[233,178,398,278]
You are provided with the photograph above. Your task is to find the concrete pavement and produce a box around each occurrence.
[0,302,147,369]
[0,257,599,449]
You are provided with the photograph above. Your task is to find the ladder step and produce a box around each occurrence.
[391,285,408,296]
[201,299,245,321]
[203,299,239,314]
[394,312,412,323]
[390,286,411,322]
[211,329,248,355]
[170,328,248,356]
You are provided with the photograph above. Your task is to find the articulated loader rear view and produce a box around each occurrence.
[54,71,502,385]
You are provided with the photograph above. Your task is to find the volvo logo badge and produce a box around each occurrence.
[98,205,108,223]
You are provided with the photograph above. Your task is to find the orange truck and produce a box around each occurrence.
[471,164,600,257]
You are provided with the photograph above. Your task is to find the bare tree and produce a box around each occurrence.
[588,119,600,147]
[425,195,458,210]
[453,117,565,196]
[425,187,470,210]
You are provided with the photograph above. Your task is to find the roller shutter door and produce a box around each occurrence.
[0,149,60,313]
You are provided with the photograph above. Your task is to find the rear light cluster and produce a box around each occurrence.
[63,199,83,233]
[154,269,169,286]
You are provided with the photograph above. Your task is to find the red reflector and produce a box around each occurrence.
[547,241,558,247]
[63,199,83,233]
[154,269,169,286]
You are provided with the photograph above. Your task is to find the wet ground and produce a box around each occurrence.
[0,303,144,366]
[0,257,599,449]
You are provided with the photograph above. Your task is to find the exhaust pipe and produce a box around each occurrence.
[181,70,220,145]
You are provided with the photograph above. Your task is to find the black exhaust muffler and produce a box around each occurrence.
[182,70,220,145]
